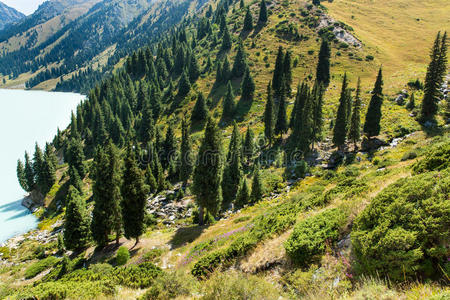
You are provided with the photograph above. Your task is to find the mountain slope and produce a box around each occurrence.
[0,1,24,30]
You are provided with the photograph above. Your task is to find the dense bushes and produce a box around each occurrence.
[284,208,347,266]
[352,169,450,281]
[116,246,130,266]
[412,142,449,174]
[140,271,195,300]
[24,256,60,279]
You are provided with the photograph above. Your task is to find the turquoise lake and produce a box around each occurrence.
[0,89,84,244]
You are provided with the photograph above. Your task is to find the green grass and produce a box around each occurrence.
[24,256,60,279]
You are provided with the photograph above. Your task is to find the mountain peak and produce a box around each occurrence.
[0,1,25,30]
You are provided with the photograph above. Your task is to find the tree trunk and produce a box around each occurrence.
[115,233,120,246]
[135,236,140,247]
[198,205,204,226]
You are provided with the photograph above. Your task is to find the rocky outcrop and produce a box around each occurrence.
[21,190,44,212]
[318,16,362,48]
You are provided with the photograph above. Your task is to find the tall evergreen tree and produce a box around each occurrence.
[140,100,154,144]
[235,178,250,208]
[24,152,35,191]
[241,67,255,101]
[348,77,362,149]
[66,138,86,178]
[122,146,149,245]
[243,125,254,164]
[192,117,223,224]
[180,118,194,185]
[243,7,253,31]
[64,186,90,251]
[275,86,288,136]
[68,166,83,194]
[17,159,29,192]
[250,165,263,203]
[240,0,245,9]
[189,55,200,83]
[283,51,293,95]
[298,88,315,153]
[222,123,242,209]
[191,93,209,122]
[232,43,248,78]
[222,81,236,119]
[91,142,123,247]
[333,74,350,150]
[363,68,384,138]
[221,57,231,82]
[177,71,191,98]
[264,83,274,145]
[162,125,176,169]
[258,0,268,24]
[316,39,331,87]
[420,32,447,123]
[272,47,285,94]
[221,26,232,51]
[312,82,324,148]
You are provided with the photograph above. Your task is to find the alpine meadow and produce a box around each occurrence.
[0,0,449,299]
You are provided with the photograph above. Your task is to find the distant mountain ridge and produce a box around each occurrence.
[0,1,25,30]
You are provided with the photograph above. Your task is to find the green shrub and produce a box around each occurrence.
[116,246,130,266]
[351,169,450,281]
[24,256,60,279]
[401,151,417,161]
[413,142,450,174]
[140,271,195,300]
[285,209,347,265]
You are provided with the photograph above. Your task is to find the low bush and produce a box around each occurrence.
[352,169,450,281]
[413,142,450,174]
[116,246,130,266]
[284,208,347,266]
[401,151,417,161]
[24,256,60,279]
[140,271,196,300]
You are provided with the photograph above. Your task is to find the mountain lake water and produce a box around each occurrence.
[0,89,84,244]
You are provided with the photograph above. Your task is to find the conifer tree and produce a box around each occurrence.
[298,88,315,154]
[232,43,248,78]
[272,46,285,94]
[140,100,154,144]
[177,71,191,98]
[221,56,231,82]
[189,55,200,83]
[363,68,384,138]
[122,146,149,245]
[66,138,86,178]
[68,166,83,194]
[215,61,223,83]
[243,125,254,164]
[241,67,255,101]
[192,117,223,224]
[283,51,292,95]
[64,186,90,252]
[222,123,242,209]
[264,83,274,145]
[191,93,208,122]
[333,74,350,150]
[91,142,123,247]
[24,152,35,191]
[240,0,245,9]
[348,77,362,149]
[222,81,235,119]
[250,165,263,203]
[235,178,250,208]
[420,32,447,123]
[180,118,194,186]
[162,125,176,169]
[243,7,253,31]
[17,159,29,192]
[258,0,268,24]
[146,164,157,193]
[316,39,331,87]
[221,26,232,51]
[275,86,288,136]
[312,82,324,148]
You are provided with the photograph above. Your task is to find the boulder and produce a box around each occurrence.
[361,136,388,151]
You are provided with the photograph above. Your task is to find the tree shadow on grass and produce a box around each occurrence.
[169,225,209,250]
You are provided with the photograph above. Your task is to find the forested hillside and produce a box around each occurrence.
[1,0,449,299]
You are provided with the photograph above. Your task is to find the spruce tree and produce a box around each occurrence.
[215,61,223,83]
[275,86,288,136]
[91,142,123,248]
[348,77,362,149]
[298,88,315,153]
[192,117,223,224]
[241,67,255,101]
[258,0,268,24]
[146,164,157,193]
[221,26,232,51]
[162,125,176,169]
[64,186,90,252]
[177,71,191,98]
[316,39,331,87]
[140,100,154,144]
[312,82,324,148]
[264,82,274,145]
[222,56,231,82]
[122,146,149,245]
[243,125,254,164]
[191,93,208,122]
[68,166,83,194]
[66,138,86,178]
[272,47,285,94]
[363,68,384,138]
[420,32,447,123]
[250,165,263,203]
[222,123,242,209]
[240,0,245,9]
[222,81,236,119]
[243,7,253,31]
[283,51,293,95]
[24,152,35,191]
[189,55,200,83]
[17,159,29,192]
[232,43,248,78]
[333,74,350,150]
[235,178,250,208]
[180,118,194,186]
